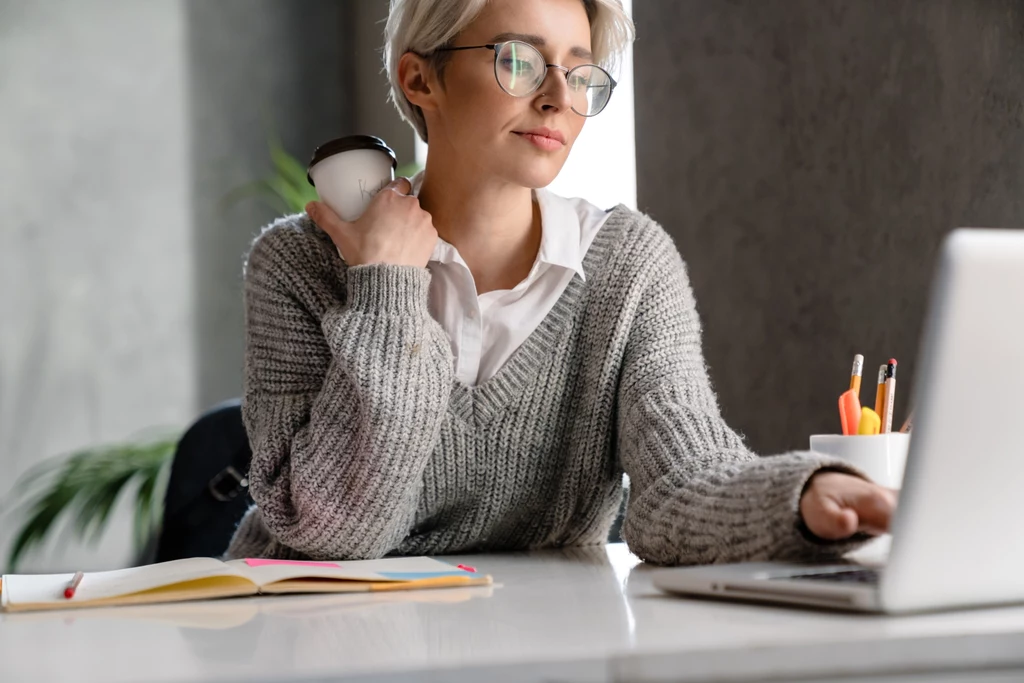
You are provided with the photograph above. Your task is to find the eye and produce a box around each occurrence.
[498,57,536,75]
[567,73,590,90]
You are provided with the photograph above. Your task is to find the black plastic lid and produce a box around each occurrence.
[306,135,397,186]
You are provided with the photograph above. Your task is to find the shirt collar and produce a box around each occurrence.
[413,170,586,282]
[533,186,586,281]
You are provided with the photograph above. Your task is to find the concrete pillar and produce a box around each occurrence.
[0,0,358,571]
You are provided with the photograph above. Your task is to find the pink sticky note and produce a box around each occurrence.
[244,558,343,568]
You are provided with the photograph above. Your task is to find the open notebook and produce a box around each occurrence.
[0,556,492,613]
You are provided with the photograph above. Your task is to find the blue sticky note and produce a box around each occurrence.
[378,571,470,580]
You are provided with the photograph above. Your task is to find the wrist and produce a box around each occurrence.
[346,264,432,316]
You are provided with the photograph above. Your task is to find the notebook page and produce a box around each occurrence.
[2,557,247,606]
[228,556,478,587]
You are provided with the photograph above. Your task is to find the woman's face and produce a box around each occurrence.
[426,0,593,188]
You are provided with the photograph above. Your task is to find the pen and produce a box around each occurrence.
[899,409,914,433]
[881,359,898,433]
[64,571,84,599]
[873,364,886,416]
[849,354,864,397]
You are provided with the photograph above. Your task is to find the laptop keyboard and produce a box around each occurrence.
[786,569,880,584]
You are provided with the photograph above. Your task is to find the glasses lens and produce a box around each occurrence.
[495,41,545,96]
[566,65,613,116]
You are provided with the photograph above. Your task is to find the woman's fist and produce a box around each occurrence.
[306,177,438,268]
[799,471,897,540]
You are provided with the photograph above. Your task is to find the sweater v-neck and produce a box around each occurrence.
[446,204,630,426]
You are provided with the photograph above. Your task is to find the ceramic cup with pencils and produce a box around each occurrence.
[808,433,910,490]
[814,354,911,489]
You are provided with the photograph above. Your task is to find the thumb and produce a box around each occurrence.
[387,176,413,195]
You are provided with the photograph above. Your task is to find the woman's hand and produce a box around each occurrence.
[306,177,438,268]
[799,471,898,540]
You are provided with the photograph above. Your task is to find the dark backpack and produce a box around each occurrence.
[154,399,253,562]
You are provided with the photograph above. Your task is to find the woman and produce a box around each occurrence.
[225,0,895,564]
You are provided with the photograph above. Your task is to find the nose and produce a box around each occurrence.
[533,65,573,113]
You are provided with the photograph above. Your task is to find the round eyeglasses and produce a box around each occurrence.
[434,40,617,117]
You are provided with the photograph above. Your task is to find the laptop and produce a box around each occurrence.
[652,228,1024,614]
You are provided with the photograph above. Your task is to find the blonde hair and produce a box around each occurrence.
[384,0,635,142]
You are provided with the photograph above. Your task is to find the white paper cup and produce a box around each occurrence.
[808,433,910,489]
[307,135,397,222]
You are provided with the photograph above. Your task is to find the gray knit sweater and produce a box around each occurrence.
[225,205,868,565]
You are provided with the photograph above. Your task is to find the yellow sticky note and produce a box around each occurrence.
[857,407,881,435]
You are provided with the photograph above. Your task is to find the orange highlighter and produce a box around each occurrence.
[838,389,862,435]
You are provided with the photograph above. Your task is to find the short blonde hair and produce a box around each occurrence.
[384,0,635,142]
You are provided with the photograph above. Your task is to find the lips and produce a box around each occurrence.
[513,127,566,145]
[514,132,564,152]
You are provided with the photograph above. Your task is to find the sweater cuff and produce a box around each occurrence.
[346,264,432,316]
[774,452,877,560]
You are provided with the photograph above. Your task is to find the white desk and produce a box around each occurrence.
[3,543,1024,682]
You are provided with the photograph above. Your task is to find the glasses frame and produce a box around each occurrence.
[433,40,617,117]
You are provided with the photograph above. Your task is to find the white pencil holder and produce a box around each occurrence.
[808,433,911,489]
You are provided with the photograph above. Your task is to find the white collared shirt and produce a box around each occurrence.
[412,172,610,386]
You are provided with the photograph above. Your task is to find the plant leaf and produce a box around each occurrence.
[268,137,319,213]
[396,161,423,178]
[6,434,178,571]
[219,133,321,217]
[269,138,311,189]
[218,179,288,216]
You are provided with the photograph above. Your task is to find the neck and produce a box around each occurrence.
[417,151,541,295]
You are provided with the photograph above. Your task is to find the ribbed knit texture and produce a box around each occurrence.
[225,206,871,565]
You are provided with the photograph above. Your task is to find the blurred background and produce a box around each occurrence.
[0,0,1021,574]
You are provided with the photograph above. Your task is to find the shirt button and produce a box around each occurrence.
[468,309,477,320]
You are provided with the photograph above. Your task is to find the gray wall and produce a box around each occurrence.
[0,0,373,572]
[189,0,410,409]
[186,0,356,409]
[0,0,194,572]
[634,0,1024,454]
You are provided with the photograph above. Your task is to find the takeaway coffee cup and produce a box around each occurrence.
[306,135,398,222]
[808,432,910,489]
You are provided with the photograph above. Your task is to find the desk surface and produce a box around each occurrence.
[3,542,1024,683]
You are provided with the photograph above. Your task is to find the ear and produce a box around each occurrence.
[398,51,439,112]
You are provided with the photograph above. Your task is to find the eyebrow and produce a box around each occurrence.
[489,32,593,61]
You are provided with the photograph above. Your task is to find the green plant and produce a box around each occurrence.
[4,139,422,572]
[4,140,317,572]
[221,134,423,216]
[221,134,320,215]
[5,432,178,571]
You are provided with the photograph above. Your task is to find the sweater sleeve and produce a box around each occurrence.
[238,228,454,559]
[617,224,872,566]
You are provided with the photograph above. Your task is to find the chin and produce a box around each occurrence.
[505,158,567,189]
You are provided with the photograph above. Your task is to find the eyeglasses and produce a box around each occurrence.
[433,40,617,117]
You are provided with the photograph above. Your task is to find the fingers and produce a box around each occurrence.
[851,485,896,535]
[306,200,355,261]
[815,497,859,540]
[306,200,347,231]
[800,472,897,540]
[388,176,413,196]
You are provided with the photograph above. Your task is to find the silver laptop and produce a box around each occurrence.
[653,228,1024,613]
